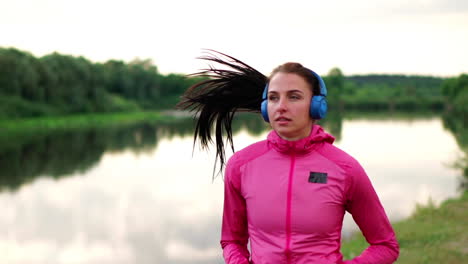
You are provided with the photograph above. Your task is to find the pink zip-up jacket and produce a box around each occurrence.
[221,125,399,264]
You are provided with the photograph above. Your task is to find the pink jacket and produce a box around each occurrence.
[221,125,399,264]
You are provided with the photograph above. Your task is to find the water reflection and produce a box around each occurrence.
[1,136,226,264]
[442,110,468,189]
[0,112,465,264]
[336,117,462,238]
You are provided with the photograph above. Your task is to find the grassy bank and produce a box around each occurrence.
[0,111,170,132]
[0,111,188,151]
[341,191,468,263]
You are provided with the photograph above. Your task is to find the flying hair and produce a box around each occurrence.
[176,50,267,175]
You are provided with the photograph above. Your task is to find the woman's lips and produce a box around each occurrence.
[275,117,291,125]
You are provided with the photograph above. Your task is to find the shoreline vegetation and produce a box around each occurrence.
[0,111,196,153]
[341,191,468,263]
[0,111,165,145]
[0,111,167,132]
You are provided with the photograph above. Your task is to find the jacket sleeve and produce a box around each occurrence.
[220,155,250,264]
[343,161,399,264]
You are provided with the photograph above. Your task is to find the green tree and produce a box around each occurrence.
[442,73,468,113]
[325,67,344,110]
[0,48,41,100]
[128,58,161,104]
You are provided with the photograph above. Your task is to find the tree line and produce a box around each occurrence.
[0,47,465,119]
[324,68,446,111]
[0,47,204,118]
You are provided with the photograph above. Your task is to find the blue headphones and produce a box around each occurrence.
[261,70,328,122]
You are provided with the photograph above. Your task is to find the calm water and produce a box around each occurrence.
[0,113,464,264]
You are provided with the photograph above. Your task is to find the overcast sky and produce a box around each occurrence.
[1,0,467,76]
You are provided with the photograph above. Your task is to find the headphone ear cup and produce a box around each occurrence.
[309,70,328,120]
[310,95,327,119]
[261,84,270,122]
[261,99,269,122]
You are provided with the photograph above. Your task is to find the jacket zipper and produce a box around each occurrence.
[285,152,296,264]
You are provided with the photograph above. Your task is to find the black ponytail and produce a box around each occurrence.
[177,50,267,174]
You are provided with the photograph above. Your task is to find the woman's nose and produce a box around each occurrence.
[277,98,288,111]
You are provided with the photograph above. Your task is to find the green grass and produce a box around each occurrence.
[0,111,169,132]
[341,191,468,263]
[0,111,182,152]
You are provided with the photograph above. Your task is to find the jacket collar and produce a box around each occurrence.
[267,125,335,154]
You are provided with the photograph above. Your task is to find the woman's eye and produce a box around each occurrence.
[290,95,301,100]
[268,95,278,101]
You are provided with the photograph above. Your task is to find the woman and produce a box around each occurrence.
[178,51,399,264]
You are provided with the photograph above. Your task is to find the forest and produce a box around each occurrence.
[0,47,204,119]
[0,47,466,119]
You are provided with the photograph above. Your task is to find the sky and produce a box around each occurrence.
[1,0,467,77]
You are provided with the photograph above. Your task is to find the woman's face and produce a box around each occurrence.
[267,72,314,141]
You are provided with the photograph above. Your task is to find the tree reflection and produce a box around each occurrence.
[442,111,468,190]
[0,118,195,192]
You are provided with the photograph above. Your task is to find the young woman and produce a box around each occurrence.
[178,51,399,264]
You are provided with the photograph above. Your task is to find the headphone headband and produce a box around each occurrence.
[310,70,327,97]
